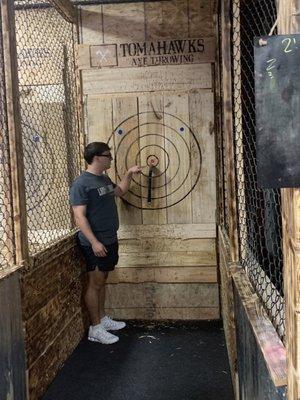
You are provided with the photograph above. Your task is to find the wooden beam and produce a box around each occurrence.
[1,0,29,265]
[0,273,27,400]
[49,0,78,24]
[277,1,300,399]
[233,270,287,388]
[74,23,86,172]
[214,5,225,231]
[220,0,239,262]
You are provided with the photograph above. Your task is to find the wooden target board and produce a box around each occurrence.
[86,91,216,226]
[110,110,201,210]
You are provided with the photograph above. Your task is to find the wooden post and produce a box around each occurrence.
[1,0,29,265]
[62,45,77,227]
[214,8,225,229]
[220,0,239,262]
[277,1,300,399]
[49,0,78,24]
[74,23,86,173]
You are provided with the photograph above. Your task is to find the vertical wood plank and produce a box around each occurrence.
[74,23,86,173]
[48,0,78,24]
[0,15,13,265]
[189,90,216,224]
[112,96,142,224]
[0,274,26,400]
[8,274,27,400]
[138,94,167,224]
[103,3,145,44]
[278,2,300,399]
[164,92,192,223]
[86,96,116,183]
[220,0,239,262]
[80,5,103,44]
[188,0,214,37]
[145,0,189,40]
[213,9,225,228]
[1,0,29,264]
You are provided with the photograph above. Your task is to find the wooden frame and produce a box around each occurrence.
[49,0,78,24]
[1,0,29,266]
[233,269,287,388]
[74,23,86,173]
[278,3,300,399]
[220,0,239,262]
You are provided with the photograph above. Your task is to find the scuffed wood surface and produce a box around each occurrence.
[106,283,219,308]
[218,226,238,396]
[49,0,78,24]
[0,273,26,400]
[106,306,220,320]
[22,243,87,399]
[82,64,212,95]
[278,1,300,398]
[233,270,287,388]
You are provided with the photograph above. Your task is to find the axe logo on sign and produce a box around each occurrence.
[90,44,118,67]
[89,37,214,68]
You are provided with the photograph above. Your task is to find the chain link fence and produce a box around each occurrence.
[229,0,284,339]
[0,5,15,271]
[14,0,81,254]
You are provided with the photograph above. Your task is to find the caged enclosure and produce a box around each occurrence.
[15,0,82,253]
[0,1,299,400]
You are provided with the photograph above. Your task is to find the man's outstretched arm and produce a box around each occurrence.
[114,165,141,197]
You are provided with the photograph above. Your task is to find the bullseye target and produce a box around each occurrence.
[108,111,202,210]
[22,123,55,212]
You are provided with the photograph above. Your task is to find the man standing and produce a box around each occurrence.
[69,142,141,344]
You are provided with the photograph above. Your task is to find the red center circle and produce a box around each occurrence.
[147,155,159,167]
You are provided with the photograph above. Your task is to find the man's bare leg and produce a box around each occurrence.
[98,272,108,319]
[85,269,107,326]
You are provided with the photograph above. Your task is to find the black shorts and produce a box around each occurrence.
[78,241,119,272]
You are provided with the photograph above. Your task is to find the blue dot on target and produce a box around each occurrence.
[117,129,124,135]
[33,134,41,142]
[179,127,185,133]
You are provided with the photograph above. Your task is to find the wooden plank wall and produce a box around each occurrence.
[218,226,239,398]
[0,273,26,400]
[277,2,300,398]
[80,0,219,320]
[233,270,287,400]
[21,237,87,400]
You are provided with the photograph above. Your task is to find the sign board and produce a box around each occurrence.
[77,37,215,70]
[255,34,300,188]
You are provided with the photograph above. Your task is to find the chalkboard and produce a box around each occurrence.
[255,34,300,188]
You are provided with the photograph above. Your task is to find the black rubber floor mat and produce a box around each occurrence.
[42,320,234,400]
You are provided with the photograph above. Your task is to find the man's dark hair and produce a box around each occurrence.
[84,142,110,164]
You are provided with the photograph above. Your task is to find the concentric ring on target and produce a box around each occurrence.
[108,111,202,210]
[126,137,180,189]
[122,129,186,194]
[134,146,170,178]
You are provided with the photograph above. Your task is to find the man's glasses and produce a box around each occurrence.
[99,153,113,160]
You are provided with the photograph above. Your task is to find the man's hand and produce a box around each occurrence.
[115,165,142,197]
[92,241,107,257]
[127,165,142,175]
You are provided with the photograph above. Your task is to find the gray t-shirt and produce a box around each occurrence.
[69,171,119,246]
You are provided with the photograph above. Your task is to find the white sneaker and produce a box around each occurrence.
[88,324,119,344]
[100,315,126,331]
